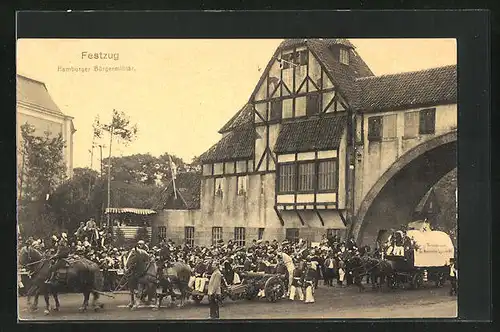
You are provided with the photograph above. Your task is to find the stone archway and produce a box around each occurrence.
[351,130,457,245]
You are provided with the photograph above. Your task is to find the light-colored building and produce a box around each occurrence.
[16,74,76,185]
[154,39,457,246]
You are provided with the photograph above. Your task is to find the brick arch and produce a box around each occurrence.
[351,130,457,244]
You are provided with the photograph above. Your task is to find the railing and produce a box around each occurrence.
[113,226,152,240]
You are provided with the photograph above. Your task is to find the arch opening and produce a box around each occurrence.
[353,131,457,245]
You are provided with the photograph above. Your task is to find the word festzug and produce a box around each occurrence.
[81,52,120,60]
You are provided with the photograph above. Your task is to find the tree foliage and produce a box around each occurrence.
[47,167,104,232]
[19,123,66,201]
[18,123,67,237]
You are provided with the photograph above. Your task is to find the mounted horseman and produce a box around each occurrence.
[18,235,104,315]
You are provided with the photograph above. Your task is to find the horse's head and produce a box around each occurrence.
[18,246,42,267]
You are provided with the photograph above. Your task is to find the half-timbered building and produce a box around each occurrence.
[154,38,457,246]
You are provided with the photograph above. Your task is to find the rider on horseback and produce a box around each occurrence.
[45,233,70,285]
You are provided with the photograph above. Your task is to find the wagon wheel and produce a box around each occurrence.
[387,274,398,289]
[265,277,285,302]
[245,284,259,300]
[192,294,203,304]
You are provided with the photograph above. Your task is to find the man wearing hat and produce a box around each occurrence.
[303,258,316,304]
[45,233,70,285]
[207,260,222,319]
[277,248,295,296]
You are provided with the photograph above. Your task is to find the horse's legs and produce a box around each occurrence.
[30,290,40,311]
[79,290,90,312]
[43,291,50,315]
[91,292,102,310]
[52,292,60,311]
[128,282,135,308]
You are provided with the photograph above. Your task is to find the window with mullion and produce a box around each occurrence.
[318,160,337,192]
[298,162,316,192]
[278,163,296,193]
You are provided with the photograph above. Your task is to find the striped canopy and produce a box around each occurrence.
[105,208,157,215]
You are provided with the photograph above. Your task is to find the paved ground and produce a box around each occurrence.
[18,283,457,320]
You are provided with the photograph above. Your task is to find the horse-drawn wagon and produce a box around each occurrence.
[188,269,286,304]
[384,228,454,289]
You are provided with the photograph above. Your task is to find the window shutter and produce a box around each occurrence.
[419,108,436,134]
[382,114,397,138]
[368,116,382,141]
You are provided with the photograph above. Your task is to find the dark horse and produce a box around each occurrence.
[123,248,158,310]
[155,261,192,310]
[18,246,104,315]
[344,254,394,292]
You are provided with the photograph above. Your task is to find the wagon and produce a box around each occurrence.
[189,270,286,304]
[384,229,454,289]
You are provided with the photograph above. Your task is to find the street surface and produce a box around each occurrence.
[18,283,457,320]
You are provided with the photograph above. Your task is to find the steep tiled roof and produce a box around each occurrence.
[218,104,254,134]
[353,65,457,112]
[200,125,255,163]
[16,74,65,115]
[274,114,347,154]
[279,38,355,50]
[306,39,374,104]
[153,172,201,210]
[219,39,373,133]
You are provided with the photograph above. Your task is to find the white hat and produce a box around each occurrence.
[52,235,58,241]
[138,240,145,245]
[62,233,67,238]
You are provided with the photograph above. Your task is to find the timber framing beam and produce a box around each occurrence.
[274,206,285,226]
[295,209,305,226]
[315,209,325,226]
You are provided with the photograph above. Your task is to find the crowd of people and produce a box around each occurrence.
[19,220,458,300]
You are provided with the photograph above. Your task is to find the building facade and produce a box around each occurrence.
[154,39,457,246]
[17,74,76,191]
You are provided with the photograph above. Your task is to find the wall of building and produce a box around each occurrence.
[17,104,75,178]
[354,103,457,215]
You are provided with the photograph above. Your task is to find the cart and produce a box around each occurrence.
[384,229,454,289]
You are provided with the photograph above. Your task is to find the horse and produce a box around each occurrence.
[155,261,192,310]
[123,248,158,310]
[344,254,394,292]
[18,246,104,315]
[18,246,59,315]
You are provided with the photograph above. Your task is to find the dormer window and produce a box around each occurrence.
[280,48,308,69]
[340,48,350,65]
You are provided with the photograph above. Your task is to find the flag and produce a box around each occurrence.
[168,155,177,180]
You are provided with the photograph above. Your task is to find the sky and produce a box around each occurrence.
[16,38,456,170]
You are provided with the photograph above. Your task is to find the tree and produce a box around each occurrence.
[18,123,67,237]
[47,167,104,232]
[99,109,138,226]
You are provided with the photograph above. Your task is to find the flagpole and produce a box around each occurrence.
[169,155,177,199]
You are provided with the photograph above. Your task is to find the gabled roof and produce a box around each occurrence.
[353,64,457,112]
[16,74,66,116]
[279,38,355,50]
[153,172,201,210]
[274,113,347,154]
[200,125,255,163]
[218,39,373,134]
[218,104,254,134]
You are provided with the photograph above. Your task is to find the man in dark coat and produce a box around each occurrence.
[45,234,70,285]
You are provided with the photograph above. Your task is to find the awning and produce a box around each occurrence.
[278,210,346,229]
[105,208,157,215]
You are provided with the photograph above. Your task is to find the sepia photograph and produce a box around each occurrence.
[16,37,458,321]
